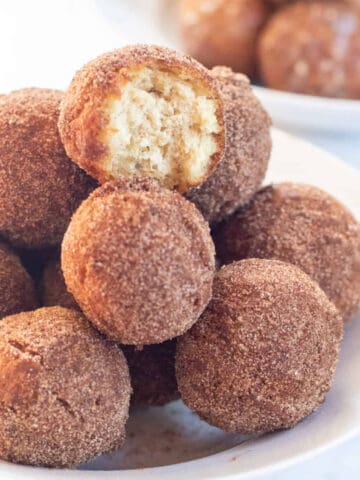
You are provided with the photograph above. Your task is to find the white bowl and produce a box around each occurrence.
[1,129,360,480]
[253,87,360,134]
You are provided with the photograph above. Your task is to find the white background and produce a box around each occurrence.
[0,1,359,478]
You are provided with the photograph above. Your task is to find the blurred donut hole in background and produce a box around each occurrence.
[176,0,360,100]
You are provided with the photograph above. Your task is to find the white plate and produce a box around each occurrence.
[1,129,359,480]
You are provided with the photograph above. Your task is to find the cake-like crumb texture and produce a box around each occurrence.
[186,67,271,224]
[176,259,343,434]
[0,307,131,467]
[0,88,96,249]
[258,1,360,99]
[123,340,179,406]
[59,44,224,193]
[214,183,360,321]
[0,242,38,318]
[61,180,215,345]
[40,258,79,311]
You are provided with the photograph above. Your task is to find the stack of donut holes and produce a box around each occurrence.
[177,0,360,99]
[0,43,358,470]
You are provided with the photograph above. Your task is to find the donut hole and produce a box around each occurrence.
[102,67,222,192]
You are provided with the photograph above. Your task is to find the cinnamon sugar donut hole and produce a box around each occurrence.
[178,0,270,76]
[0,89,96,249]
[0,307,131,467]
[62,180,215,345]
[214,183,360,321]
[59,45,224,193]
[186,67,271,224]
[258,1,360,98]
[176,259,343,434]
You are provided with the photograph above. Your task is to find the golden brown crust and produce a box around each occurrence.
[123,340,179,407]
[40,258,79,310]
[0,88,96,249]
[61,180,215,345]
[214,183,360,321]
[92,175,163,197]
[0,242,38,318]
[0,307,131,467]
[176,259,343,434]
[186,67,271,224]
[58,44,225,191]
[258,1,360,99]
[178,0,270,76]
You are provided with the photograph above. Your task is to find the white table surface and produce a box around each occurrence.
[1,1,359,478]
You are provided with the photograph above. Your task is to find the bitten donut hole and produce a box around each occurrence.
[102,66,222,192]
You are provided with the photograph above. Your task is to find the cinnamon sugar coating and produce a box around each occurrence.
[0,88,96,249]
[214,183,360,321]
[0,307,131,467]
[123,340,179,406]
[61,180,215,345]
[176,259,343,434]
[186,67,271,224]
[0,242,38,318]
[258,1,360,98]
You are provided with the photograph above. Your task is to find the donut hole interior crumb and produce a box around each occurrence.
[102,66,221,191]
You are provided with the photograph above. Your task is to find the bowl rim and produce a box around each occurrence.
[253,85,360,111]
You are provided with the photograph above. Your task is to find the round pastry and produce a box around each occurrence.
[214,183,360,321]
[62,180,215,345]
[0,307,131,467]
[186,67,271,224]
[41,258,79,310]
[0,88,96,249]
[258,1,360,99]
[0,242,38,318]
[123,340,178,406]
[59,44,225,193]
[176,259,343,434]
[178,0,270,76]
